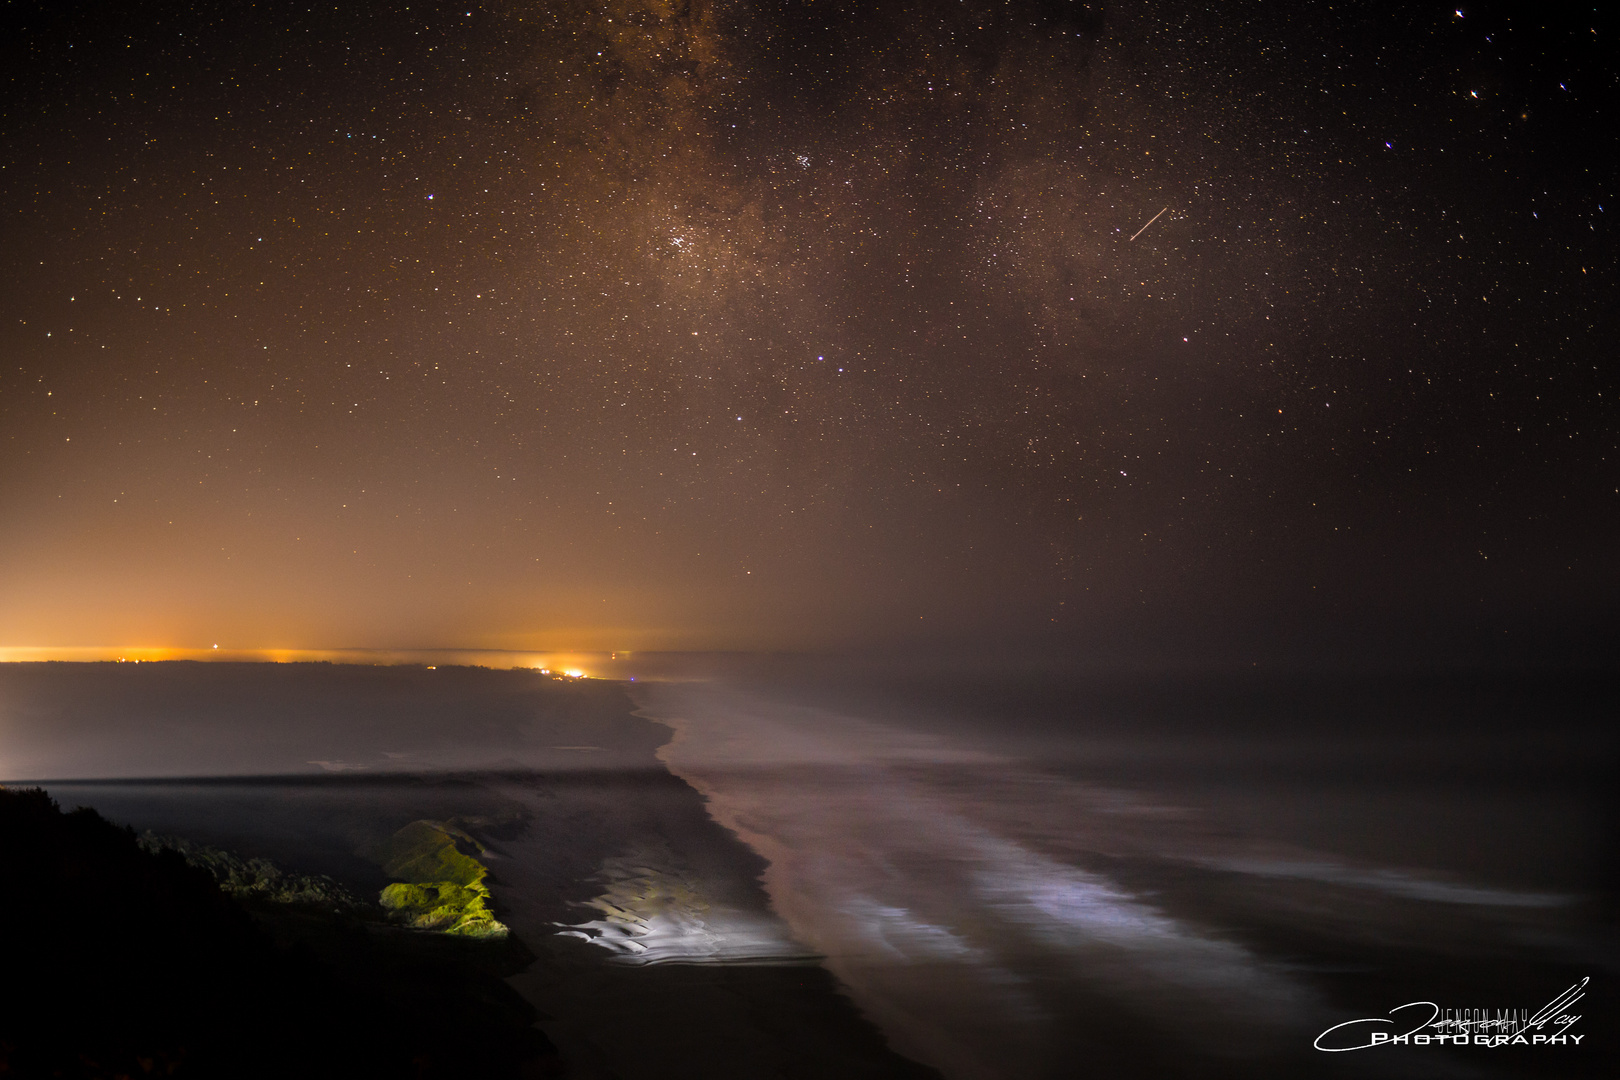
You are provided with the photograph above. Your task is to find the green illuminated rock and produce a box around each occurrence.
[378,820,508,939]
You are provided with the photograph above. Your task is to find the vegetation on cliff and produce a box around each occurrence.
[0,786,555,1079]
[144,819,518,943]
[139,831,368,911]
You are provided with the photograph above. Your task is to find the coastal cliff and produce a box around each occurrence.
[0,786,556,1079]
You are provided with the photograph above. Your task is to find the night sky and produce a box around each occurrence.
[2,0,1614,662]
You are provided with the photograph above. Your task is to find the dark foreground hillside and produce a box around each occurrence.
[0,786,557,1079]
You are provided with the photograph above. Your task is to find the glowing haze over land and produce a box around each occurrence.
[1,1,1613,662]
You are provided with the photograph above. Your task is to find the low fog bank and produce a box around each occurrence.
[697,660,1618,901]
[4,656,1611,797]
[0,662,659,781]
[732,659,1616,761]
[612,651,1617,788]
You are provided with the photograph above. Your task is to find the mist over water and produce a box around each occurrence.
[0,661,661,780]
[634,668,1614,1079]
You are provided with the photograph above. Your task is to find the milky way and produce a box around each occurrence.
[1,1,1613,658]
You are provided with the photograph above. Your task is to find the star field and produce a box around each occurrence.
[1,0,1614,659]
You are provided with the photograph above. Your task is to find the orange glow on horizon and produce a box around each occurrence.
[0,645,621,679]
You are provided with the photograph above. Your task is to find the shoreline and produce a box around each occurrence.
[4,661,940,1079]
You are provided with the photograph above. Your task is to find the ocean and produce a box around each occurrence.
[3,659,1612,1078]
[633,666,1614,1078]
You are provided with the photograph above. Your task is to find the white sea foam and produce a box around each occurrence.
[632,682,1315,1079]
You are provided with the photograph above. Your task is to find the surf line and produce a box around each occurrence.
[1129,206,1169,241]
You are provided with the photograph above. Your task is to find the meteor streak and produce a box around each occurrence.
[1129,206,1169,241]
